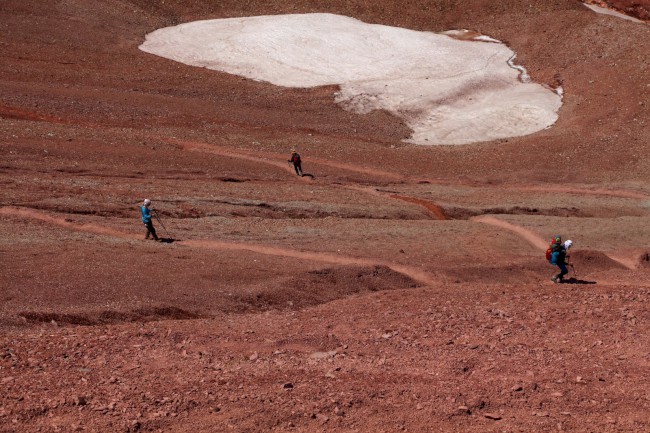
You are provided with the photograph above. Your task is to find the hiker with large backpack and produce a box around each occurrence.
[140,198,160,241]
[288,148,303,177]
[546,235,569,283]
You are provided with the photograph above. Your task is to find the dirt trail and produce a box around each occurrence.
[181,239,437,286]
[177,140,450,219]
[174,139,650,202]
[341,185,446,220]
[390,194,447,220]
[1,206,438,287]
[171,139,405,181]
[472,214,638,270]
[174,140,296,175]
[604,251,640,270]
[472,215,549,250]
[0,206,140,240]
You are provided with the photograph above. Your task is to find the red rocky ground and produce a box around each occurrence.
[1,1,649,432]
[586,0,650,21]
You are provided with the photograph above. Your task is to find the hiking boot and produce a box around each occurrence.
[550,276,558,283]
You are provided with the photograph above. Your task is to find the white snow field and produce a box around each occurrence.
[140,13,562,145]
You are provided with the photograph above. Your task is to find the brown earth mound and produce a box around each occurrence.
[233,265,418,312]
[570,249,629,274]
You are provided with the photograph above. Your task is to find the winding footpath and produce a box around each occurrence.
[2,138,646,282]
[0,206,438,287]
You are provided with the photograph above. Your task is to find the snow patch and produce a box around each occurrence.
[140,13,562,145]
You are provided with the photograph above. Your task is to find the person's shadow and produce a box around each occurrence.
[561,277,596,285]
[301,173,315,179]
[158,238,176,244]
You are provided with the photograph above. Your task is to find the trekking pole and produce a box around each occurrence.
[153,210,173,239]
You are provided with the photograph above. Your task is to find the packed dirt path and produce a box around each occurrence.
[1,1,650,432]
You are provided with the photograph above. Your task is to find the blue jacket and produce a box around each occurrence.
[550,247,566,265]
[141,206,152,224]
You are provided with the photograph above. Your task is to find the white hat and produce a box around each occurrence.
[143,199,151,206]
[564,240,573,249]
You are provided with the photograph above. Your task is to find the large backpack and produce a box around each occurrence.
[547,243,565,264]
[292,153,301,163]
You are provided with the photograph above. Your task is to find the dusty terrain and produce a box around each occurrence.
[1,1,650,432]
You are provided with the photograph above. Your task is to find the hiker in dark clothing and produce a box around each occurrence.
[288,149,303,176]
[549,235,568,283]
[141,198,159,241]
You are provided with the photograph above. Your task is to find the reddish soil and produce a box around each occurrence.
[586,0,650,21]
[1,1,650,432]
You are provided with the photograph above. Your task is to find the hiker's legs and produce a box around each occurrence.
[293,162,302,176]
[555,263,568,281]
[144,221,159,240]
[296,162,303,176]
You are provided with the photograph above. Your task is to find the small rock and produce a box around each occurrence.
[75,396,88,406]
[484,413,502,420]
[316,413,329,423]
[416,404,423,410]
[511,385,523,392]
[282,383,294,390]
[457,405,470,413]
[309,350,337,360]
[249,352,258,362]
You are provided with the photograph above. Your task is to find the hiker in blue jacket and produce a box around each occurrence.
[140,199,159,241]
[549,235,568,283]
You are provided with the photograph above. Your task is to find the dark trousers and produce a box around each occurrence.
[144,221,158,240]
[293,161,303,176]
[555,263,568,280]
